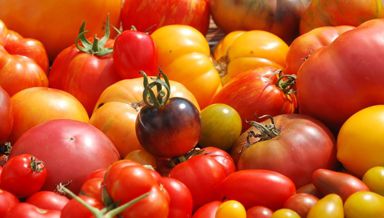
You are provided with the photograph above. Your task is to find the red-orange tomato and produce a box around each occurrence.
[0,0,122,60]
[0,86,12,143]
[285,25,354,75]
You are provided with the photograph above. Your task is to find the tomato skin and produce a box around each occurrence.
[1,154,47,198]
[0,189,19,218]
[79,177,103,202]
[169,155,227,209]
[283,193,318,218]
[215,200,247,218]
[10,119,120,193]
[192,201,221,218]
[160,177,193,218]
[121,0,210,35]
[5,203,61,218]
[219,169,296,210]
[61,195,103,218]
[201,147,236,176]
[136,97,201,158]
[113,29,158,79]
[307,194,343,218]
[246,206,273,218]
[344,191,384,218]
[0,86,12,143]
[26,191,69,211]
[362,166,384,196]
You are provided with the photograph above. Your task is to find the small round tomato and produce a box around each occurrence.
[0,189,18,217]
[307,194,343,218]
[199,103,242,150]
[79,177,103,202]
[26,191,69,211]
[200,147,236,176]
[124,149,157,169]
[61,195,104,218]
[215,200,246,218]
[160,177,193,218]
[271,209,300,218]
[362,166,384,196]
[0,86,12,143]
[246,206,273,218]
[6,203,61,218]
[283,193,318,218]
[1,154,47,198]
[344,191,384,218]
[136,72,201,158]
[192,201,221,218]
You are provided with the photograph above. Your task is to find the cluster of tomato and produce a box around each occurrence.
[2,0,384,217]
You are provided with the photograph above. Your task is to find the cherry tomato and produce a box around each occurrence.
[283,193,318,218]
[307,194,344,218]
[160,177,193,218]
[192,201,221,218]
[124,149,157,169]
[215,200,246,218]
[6,203,60,218]
[271,209,300,218]
[246,206,273,218]
[61,195,104,218]
[79,177,103,202]
[0,189,18,217]
[0,86,12,143]
[362,166,384,196]
[344,191,384,218]
[1,154,47,198]
[26,191,69,211]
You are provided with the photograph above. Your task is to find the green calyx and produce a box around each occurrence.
[75,17,113,56]
[246,115,280,145]
[141,70,171,108]
[276,70,296,95]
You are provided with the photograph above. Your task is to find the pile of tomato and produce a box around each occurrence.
[2,0,384,217]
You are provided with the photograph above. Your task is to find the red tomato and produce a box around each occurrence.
[219,169,296,210]
[10,119,120,193]
[61,195,103,218]
[79,177,103,202]
[192,201,221,218]
[1,154,47,198]
[160,177,193,218]
[5,203,60,218]
[0,189,19,218]
[211,67,297,130]
[113,29,158,79]
[246,206,273,218]
[26,191,69,211]
[169,155,227,209]
[283,193,318,218]
[0,86,12,143]
[200,147,236,176]
[121,0,210,35]
[85,168,106,180]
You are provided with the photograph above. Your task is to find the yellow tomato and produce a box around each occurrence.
[215,200,246,218]
[362,166,384,196]
[271,209,301,218]
[151,25,221,108]
[307,194,344,218]
[337,105,384,177]
[344,191,384,218]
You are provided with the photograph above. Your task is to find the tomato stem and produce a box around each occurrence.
[30,156,44,173]
[141,70,171,108]
[246,115,280,145]
[276,71,296,94]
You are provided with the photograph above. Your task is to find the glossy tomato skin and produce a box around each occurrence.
[344,191,384,218]
[0,189,19,218]
[113,29,158,79]
[192,201,220,218]
[0,0,122,60]
[283,193,318,218]
[1,154,47,198]
[169,155,227,209]
[61,195,103,218]
[219,169,296,210]
[121,0,210,35]
[307,194,343,218]
[5,203,61,218]
[10,119,120,193]
[246,206,273,218]
[49,39,121,115]
[160,177,193,218]
[233,114,336,188]
[0,86,12,143]
[136,97,201,158]
[200,147,236,176]
[26,191,69,211]
[79,177,103,202]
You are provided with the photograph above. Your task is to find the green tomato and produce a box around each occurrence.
[199,103,242,150]
[362,166,384,196]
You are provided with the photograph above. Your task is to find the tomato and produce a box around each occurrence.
[0,0,121,60]
[337,105,384,177]
[312,168,369,201]
[10,119,120,193]
[199,103,242,150]
[90,77,199,157]
[362,166,384,196]
[124,149,157,169]
[285,25,354,75]
[160,177,193,218]
[121,0,210,35]
[215,200,246,218]
[26,191,69,211]
[151,25,222,108]
[10,87,89,143]
[307,194,343,218]
[5,203,60,218]
[297,19,384,131]
[209,0,310,43]
[1,154,47,198]
[213,31,289,84]
[232,114,336,188]
[79,178,103,202]
[283,193,318,218]
[85,168,106,180]
[0,86,12,143]
[0,189,18,217]
[200,147,236,176]
[48,21,120,115]
[61,195,104,218]
[211,67,296,131]
[344,191,384,218]
[271,209,300,218]
[136,72,201,158]
[219,169,296,210]
[113,28,158,79]
[300,0,384,34]
[246,206,273,218]
[169,155,227,209]
[192,201,221,218]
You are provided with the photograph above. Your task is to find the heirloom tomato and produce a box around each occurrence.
[10,87,89,142]
[307,194,343,218]
[0,189,18,218]
[271,209,300,218]
[211,67,296,131]
[160,177,193,218]
[300,0,384,33]
[297,19,384,131]
[91,77,198,157]
[192,201,221,218]
[124,149,157,169]
[121,0,210,35]
[285,25,354,75]
[10,119,120,193]
[0,86,12,143]
[344,191,384,218]
[283,193,318,218]
[209,0,309,43]
[215,200,247,218]
[0,0,121,60]
[246,206,273,218]
[232,114,336,188]
[362,166,384,196]
[213,30,288,84]
[151,25,221,108]
[49,20,120,115]
[200,146,236,176]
